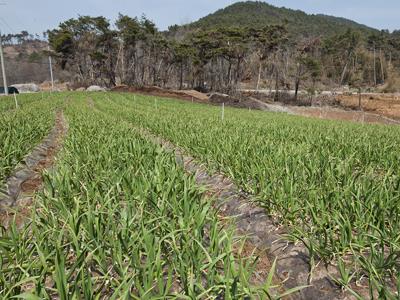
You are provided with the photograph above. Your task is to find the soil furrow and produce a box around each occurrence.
[137,127,359,300]
[0,110,68,228]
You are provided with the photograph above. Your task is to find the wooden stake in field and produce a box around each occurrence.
[48,46,54,93]
[13,92,18,109]
[221,103,225,121]
[0,31,8,96]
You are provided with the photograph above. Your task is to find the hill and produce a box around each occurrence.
[1,39,69,85]
[1,40,49,84]
[174,1,379,38]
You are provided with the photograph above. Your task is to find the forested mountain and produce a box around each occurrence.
[172,1,379,38]
[39,1,400,95]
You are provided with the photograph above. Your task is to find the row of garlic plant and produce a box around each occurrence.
[0,93,62,184]
[0,92,51,112]
[1,94,291,299]
[95,92,400,298]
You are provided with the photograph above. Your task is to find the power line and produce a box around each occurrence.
[0,68,55,75]
[0,2,54,88]
[0,69,57,81]
[0,17,16,34]
[0,3,28,36]
[5,59,50,65]
[0,2,19,36]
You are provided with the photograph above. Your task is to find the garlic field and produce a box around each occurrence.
[0,93,284,299]
[1,92,400,298]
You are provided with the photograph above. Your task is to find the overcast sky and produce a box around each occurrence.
[0,0,398,36]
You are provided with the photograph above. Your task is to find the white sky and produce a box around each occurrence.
[0,0,398,35]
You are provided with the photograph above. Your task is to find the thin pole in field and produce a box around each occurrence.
[13,92,18,109]
[0,31,8,95]
[155,98,158,109]
[41,91,44,100]
[221,102,225,121]
[134,95,136,101]
[48,46,54,93]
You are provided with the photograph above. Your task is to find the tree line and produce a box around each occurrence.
[47,15,400,96]
[1,31,43,45]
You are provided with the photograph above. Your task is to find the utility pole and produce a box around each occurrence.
[373,42,377,86]
[48,46,54,92]
[0,30,8,95]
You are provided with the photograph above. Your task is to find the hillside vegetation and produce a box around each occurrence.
[0,34,68,85]
[4,1,400,95]
[174,1,378,38]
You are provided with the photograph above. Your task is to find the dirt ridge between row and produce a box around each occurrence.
[0,110,68,228]
[89,97,361,298]
[137,127,359,300]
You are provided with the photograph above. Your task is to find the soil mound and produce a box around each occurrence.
[209,92,272,110]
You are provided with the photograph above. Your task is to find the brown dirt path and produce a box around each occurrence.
[0,110,68,228]
[337,93,400,120]
[292,106,400,125]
